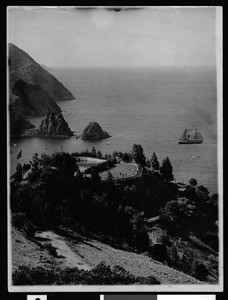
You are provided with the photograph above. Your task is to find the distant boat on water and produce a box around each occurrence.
[179,128,203,144]
[106,139,110,145]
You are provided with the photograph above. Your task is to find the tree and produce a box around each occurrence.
[150,152,159,170]
[160,157,174,181]
[196,185,210,198]
[189,178,197,186]
[91,166,101,185]
[112,151,118,158]
[14,163,22,182]
[131,144,146,166]
[91,146,96,157]
[96,150,102,159]
[40,153,51,166]
[107,171,114,182]
[169,245,180,268]
[32,153,39,168]
[160,199,191,235]
[60,153,78,179]
[75,168,83,181]
[122,152,130,162]
[145,159,151,168]
[191,260,208,281]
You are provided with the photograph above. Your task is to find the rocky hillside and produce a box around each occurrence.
[9,105,35,137]
[8,43,75,117]
[81,122,110,140]
[11,226,201,285]
[10,79,61,116]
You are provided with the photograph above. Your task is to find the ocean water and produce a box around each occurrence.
[10,66,218,194]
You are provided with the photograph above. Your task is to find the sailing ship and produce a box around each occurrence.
[179,128,203,144]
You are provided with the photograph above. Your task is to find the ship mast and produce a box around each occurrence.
[182,128,187,140]
[194,129,198,140]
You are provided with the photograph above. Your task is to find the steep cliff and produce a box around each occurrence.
[10,79,61,116]
[9,105,35,137]
[8,43,75,117]
[36,111,73,137]
[81,122,110,140]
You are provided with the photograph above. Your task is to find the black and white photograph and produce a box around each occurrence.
[7,6,223,292]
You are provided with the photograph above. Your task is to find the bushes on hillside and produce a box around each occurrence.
[12,262,160,285]
[11,212,27,231]
[11,212,36,238]
[191,260,209,281]
[23,219,36,238]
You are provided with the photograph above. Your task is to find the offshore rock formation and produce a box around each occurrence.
[8,43,75,117]
[81,122,110,140]
[9,105,35,137]
[36,111,73,137]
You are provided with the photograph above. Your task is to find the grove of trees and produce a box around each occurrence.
[10,145,219,283]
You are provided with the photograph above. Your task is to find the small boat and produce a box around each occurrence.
[106,139,110,145]
[43,146,47,149]
[179,128,203,144]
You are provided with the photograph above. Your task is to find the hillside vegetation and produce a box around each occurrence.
[10,145,219,285]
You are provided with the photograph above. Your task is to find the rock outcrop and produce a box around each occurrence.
[81,122,110,140]
[8,43,75,117]
[9,105,35,137]
[36,111,73,137]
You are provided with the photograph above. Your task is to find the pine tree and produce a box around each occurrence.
[160,157,174,181]
[150,152,159,170]
[91,166,101,184]
[96,150,102,159]
[91,146,96,157]
[107,171,114,182]
[131,144,146,166]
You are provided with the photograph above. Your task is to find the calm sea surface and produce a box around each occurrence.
[10,66,218,194]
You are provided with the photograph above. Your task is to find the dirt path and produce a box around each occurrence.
[35,231,91,270]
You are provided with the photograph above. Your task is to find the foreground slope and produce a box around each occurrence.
[11,226,200,285]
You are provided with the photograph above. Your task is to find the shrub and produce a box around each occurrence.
[23,220,36,238]
[191,260,209,281]
[12,263,160,285]
[11,212,27,231]
[189,178,197,186]
[45,243,59,257]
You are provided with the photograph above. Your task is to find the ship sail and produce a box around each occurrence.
[181,128,187,140]
[194,129,198,140]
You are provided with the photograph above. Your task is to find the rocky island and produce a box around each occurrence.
[81,122,110,140]
[36,111,73,137]
[22,111,74,137]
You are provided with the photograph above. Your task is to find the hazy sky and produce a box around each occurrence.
[8,6,218,68]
